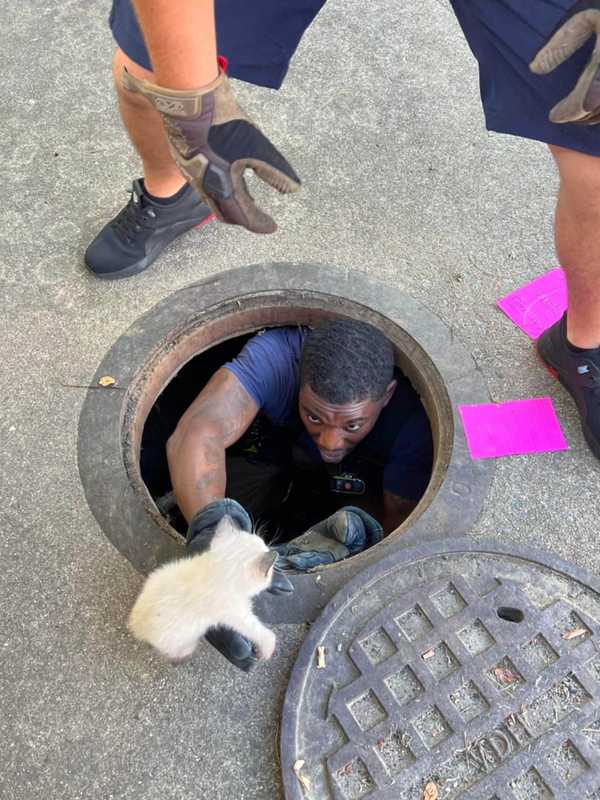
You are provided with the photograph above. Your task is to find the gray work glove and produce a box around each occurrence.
[530,0,600,123]
[275,507,383,571]
[187,498,293,672]
[121,58,301,233]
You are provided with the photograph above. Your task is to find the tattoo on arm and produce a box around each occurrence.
[167,369,259,522]
[188,371,258,447]
[191,434,224,493]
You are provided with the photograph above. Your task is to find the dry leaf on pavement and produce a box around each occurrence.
[563,627,587,640]
[494,666,518,685]
[423,781,438,800]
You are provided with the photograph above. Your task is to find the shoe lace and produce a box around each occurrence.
[111,185,158,244]
[577,358,600,400]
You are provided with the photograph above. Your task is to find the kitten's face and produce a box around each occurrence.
[213,516,277,595]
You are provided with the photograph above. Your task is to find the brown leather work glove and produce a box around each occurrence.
[530,0,600,124]
[121,58,301,233]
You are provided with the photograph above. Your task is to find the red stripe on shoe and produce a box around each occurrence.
[196,213,216,228]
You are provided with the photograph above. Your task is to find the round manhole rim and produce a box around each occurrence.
[77,262,493,623]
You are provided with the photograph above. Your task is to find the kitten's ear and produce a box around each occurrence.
[257,550,278,577]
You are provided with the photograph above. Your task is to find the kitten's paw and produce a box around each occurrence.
[167,651,195,665]
[160,639,198,663]
[257,629,276,661]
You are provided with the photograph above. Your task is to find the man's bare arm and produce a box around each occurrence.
[166,368,259,522]
[131,0,218,88]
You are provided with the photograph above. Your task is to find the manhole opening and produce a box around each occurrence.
[122,292,455,563]
[139,327,437,541]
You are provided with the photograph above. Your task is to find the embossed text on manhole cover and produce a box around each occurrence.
[280,539,600,800]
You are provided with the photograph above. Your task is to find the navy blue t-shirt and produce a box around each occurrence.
[224,327,433,501]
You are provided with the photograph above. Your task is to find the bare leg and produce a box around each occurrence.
[131,0,218,90]
[549,144,600,349]
[112,48,185,198]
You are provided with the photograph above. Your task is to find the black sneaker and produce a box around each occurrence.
[85,179,213,279]
[537,313,600,459]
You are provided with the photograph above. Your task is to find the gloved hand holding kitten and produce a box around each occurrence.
[128,498,292,672]
[128,501,381,670]
[187,498,293,672]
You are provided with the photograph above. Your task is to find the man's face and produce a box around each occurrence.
[298,381,397,463]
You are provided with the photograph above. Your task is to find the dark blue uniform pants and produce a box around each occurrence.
[109,0,600,155]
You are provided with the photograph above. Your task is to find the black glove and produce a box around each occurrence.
[187,498,293,672]
[275,506,383,571]
[121,57,301,233]
[530,0,600,123]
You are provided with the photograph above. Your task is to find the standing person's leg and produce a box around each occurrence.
[448,0,600,458]
[85,15,213,281]
[111,49,186,199]
[536,145,600,457]
[88,0,327,280]
[549,145,600,349]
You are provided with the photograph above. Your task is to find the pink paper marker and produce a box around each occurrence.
[496,268,567,339]
[458,397,569,460]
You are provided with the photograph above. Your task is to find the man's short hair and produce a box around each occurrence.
[300,319,394,405]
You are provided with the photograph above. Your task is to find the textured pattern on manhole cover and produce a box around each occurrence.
[280,540,600,800]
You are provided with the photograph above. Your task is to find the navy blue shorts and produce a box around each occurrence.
[110,0,600,155]
[449,0,600,156]
[109,0,325,90]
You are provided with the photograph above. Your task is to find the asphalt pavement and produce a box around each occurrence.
[2,1,599,798]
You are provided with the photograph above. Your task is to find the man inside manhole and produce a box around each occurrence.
[164,318,433,573]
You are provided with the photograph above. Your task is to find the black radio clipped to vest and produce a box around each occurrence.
[329,473,366,495]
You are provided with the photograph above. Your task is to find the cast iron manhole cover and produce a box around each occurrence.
[280,539,600,800]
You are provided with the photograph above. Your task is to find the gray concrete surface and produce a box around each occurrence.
[2,1,600,798]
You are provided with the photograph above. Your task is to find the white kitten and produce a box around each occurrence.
[128,515,277,662]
